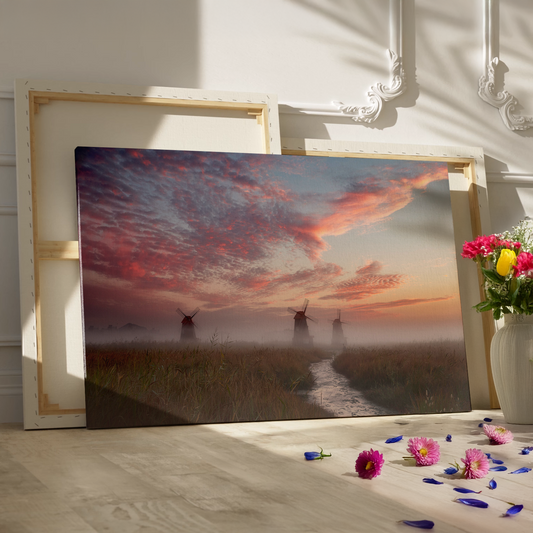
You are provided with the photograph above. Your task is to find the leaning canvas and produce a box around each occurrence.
[75,147,470,429]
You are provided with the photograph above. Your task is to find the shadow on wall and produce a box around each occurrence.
[0,1,200,89]
[286,0,533,144]
[284,0,419,133]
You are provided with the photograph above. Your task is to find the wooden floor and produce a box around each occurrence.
[1,410,532,532]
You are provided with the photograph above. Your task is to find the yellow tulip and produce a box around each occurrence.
[496,249,517,276]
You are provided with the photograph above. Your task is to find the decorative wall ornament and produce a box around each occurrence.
[479,0,533,131]
[333,49,406,123]
[280,0,405,123]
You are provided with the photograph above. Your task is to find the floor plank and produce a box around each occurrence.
[1,411,533,532]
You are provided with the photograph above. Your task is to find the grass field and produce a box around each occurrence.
[331,340,471,414]
[85,340,334,428]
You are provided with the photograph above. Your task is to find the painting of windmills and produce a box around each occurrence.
[331,309,347,347]
[76,147,470,429]
[177,307,200,343]
[288,299,316,346]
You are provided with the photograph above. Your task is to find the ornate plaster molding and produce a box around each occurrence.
[280,0,406,123]
[333,49,406,123]
[479,0,533,131]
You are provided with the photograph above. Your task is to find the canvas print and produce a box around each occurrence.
[75,147,470,428]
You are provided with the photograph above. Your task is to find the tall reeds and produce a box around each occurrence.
[85,340,333,427]
[332,340,471,414]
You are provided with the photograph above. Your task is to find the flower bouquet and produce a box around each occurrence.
[462,217,533,320]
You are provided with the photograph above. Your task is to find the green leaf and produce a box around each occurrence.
[487,288,502,303]
[510,279,522,305]
[482,267,505,284]
[474,301,493,313]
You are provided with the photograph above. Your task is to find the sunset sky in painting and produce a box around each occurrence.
[75,148,464,345]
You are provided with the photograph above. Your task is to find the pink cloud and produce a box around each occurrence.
[320,261,405,302]
[348,296,455,315]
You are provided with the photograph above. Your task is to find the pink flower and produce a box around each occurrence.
[461,448,490,479]
[406,437,441,466]
[461,235,500,259]
[483,424,514,445]
[513,251,533,278]
[355,449,384,479]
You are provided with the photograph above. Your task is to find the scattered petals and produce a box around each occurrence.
[445,434,452,442]
[489,466,507,471]
[453,488,481,494]
[520,447,533,455]
[491,458,504,465]
[509,467,531,474]
[401,520,435,529]
[355,449,384,479]
[423,478,443,485]
[478,423,484,428]
[455,498,489,508]
[504,504,523,516]
[483,418,493,422]
[385,435,403,444]
[488,478,497,490]
[485,453,492,460]
[444,466,459,475]
[462,448,490,479]
[483,424,514,445]
[407,437,441,466]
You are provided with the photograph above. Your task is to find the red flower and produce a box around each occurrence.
[355,449,384,479]
[513,251,533,278]
[461,235,500,259]
[499,240,521,251]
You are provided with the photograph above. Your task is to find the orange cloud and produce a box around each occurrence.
[348,296,455,314]
[315,168,448,241]
[320,261,405,301]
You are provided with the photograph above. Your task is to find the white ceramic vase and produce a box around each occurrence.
[490,313,533,424]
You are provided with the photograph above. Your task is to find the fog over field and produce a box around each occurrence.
[77,148,465,351]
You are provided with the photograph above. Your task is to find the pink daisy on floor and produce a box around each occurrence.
[406,437,441,466]
[355,449,384,479]
[483,424,514,445]
[462,448,490,479]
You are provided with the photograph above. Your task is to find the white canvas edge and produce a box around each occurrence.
[281,137,492,410]
[14,78,281,429]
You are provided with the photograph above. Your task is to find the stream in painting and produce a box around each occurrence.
[304,354,390,417]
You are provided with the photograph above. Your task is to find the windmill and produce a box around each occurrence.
[176,307,200,342]
[331,309,347,347]
[287,298,316,346]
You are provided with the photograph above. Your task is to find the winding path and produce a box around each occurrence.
[305,356,390,417]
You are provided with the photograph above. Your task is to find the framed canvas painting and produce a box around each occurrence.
[76,146,471,429]
[15,79,280,429]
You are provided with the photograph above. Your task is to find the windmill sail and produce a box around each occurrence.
[331,309,347,347]
[177,307,200,342]
[288,298,316,346]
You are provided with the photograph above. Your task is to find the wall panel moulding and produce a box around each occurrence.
[0,152,17,216]
[0,153,16,166]
[0,336,22,347]
[485,171,533,184]
[479,0,533,131]
[279,0,406,123]
[0,87,14,100]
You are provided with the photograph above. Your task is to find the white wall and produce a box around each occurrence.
[1,0,532,422]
